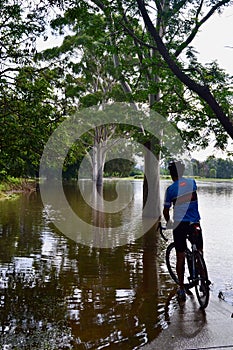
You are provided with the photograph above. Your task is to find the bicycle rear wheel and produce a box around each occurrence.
[166,243,192,287]
[194,251,210,309]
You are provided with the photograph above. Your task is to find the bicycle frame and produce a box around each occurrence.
[159,223,210,308]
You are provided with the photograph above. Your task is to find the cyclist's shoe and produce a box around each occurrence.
[177,288,186,302]
[184,285,193,296]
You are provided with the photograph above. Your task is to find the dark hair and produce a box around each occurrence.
[168,160,185,178]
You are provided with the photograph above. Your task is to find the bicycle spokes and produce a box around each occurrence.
[165,241,210,309]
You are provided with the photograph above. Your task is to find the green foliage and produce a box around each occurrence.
[192,156,233,179]
[0,0,55,178]
[79,92,103,107]
[50,1,232,149]
[0,0,47,72]
[0,64,65,178]
[1,0,233,180]
[104,159,135,177]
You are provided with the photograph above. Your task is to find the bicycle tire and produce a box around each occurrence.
[166,243,193,287]
[194,251,210,309]
[166,243,179,284]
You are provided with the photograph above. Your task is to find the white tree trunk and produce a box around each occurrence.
[143,142,161,219]
[92,133,107,187]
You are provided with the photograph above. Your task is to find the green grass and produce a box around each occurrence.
[194,177,233,182]
[105,175,233,182]
[160,175,233,182]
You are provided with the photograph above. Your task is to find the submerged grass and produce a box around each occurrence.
[0,177,37,199]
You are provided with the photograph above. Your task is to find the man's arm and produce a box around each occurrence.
[163,207,170,223]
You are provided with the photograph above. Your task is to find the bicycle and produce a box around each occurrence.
[159,222,210,309]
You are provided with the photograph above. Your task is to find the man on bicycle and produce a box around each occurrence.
[163,160,203,301]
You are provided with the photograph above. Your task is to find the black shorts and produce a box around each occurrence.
[173,222,203,253]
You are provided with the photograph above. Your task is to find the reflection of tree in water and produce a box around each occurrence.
[198,182,233,197]
[0,190,176,349]
[0,270,73,349]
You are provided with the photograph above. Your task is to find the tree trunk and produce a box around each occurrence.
[142,38,164,218]
[91,2,162,218]
[92,138,107,187]
[143,139,161,219]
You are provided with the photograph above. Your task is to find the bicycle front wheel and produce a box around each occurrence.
[166,242,179,284]
[166,243,192,287]
[194,251,210,309]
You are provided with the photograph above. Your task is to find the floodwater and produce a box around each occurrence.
[0,179,232,349]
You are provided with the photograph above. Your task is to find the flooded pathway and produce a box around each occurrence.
[0,180,232,349]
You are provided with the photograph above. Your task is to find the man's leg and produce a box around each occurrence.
[176,251,185,289]
[173,222,188,301]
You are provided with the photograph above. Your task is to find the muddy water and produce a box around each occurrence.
[0,180,232,349]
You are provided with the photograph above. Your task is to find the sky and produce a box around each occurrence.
[192,6,233,76]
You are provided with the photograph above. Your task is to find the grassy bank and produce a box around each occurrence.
[0,177,37,199]
[1,175,232,199]
[160,175,233,182]
[105,175,233,182]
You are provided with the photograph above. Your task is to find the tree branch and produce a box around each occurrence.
[136,0,233,139]
[175,0,232,57]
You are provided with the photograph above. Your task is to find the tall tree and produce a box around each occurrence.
[38,0,233,217]
[0,67,59,177]
[0,1,70,178]
[38,8,144,186]
[54,1,231,206]
[0,0,47,177]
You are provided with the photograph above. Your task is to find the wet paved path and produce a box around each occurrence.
[143,296,233,350]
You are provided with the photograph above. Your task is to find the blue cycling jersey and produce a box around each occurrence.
[164,177,201,222]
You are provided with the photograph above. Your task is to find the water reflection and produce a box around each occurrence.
[197,180,233,197]
[0,180,232,349]
[196,181,233,304]
[0,185,176,349]
[40,180,155,248]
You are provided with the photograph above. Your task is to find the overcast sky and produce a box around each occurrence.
[193,6,233,75]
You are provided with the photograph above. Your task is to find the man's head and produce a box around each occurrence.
[168,160,185,180]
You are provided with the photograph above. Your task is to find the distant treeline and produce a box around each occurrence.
[104,156,233,179]
[191,156,233,179]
